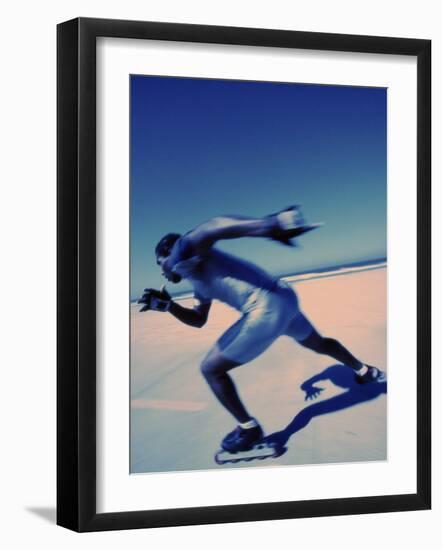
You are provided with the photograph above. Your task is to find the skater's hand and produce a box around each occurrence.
[267,205,306,247]
[138,285,172,312]
[302,385,324,401]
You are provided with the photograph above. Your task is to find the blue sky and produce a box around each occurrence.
[130,75,386,299]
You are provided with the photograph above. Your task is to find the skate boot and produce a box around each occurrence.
[221,424,264,453]
[355,365,386,385]
[214,424,287,465]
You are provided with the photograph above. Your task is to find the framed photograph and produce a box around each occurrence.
[57,17,431,532]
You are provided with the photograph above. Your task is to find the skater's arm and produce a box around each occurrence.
[185,215,279,252]
[168,300,211,328]
[185,206,309,252]
[138,285,210,327]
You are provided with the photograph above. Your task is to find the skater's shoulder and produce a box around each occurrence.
[170,234,199,262]
[167,235,207,278]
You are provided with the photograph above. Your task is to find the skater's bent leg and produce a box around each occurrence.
[298,328,363,371]
[200,346,252,424]
[203,309,282,424]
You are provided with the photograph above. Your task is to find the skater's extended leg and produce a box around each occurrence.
[285,312,363,371]
[298,329,363,371]
[200,346,251,424]
[286,309,386,382]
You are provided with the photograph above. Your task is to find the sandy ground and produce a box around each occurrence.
[130,267,387,474]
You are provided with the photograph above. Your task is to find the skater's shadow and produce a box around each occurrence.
[265,364,387,448]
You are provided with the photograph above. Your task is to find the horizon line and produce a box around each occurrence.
[130,256,387,302]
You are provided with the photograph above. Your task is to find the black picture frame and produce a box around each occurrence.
[57,17,431,532]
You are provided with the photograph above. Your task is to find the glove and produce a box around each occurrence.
[138,284,172,312]
[268,205,322,247]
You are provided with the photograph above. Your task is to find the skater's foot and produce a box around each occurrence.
[355,365,386,385]
[221,424,264,453]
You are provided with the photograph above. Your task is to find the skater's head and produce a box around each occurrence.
[155,233,182,283]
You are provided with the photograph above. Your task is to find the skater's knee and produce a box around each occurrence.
[201,346,240,380]
[200,351,240,381]
[200,360,213,380]
[200,358,226,381]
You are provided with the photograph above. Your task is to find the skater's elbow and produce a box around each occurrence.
[192,301,211,328]
[183,311,208,328]
[194,316,208,328]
